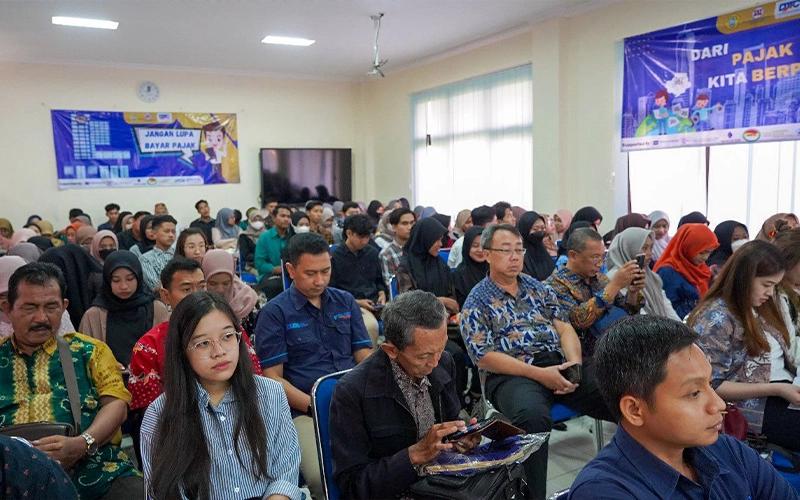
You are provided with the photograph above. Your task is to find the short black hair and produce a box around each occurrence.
[493,201,512,221]
[68,208,84,219]
[272,204,292,217]
[341,201,360,213]
[566,227,602,252]
[285,232,329,266]
[176,228,208,258]
[389,208,415,226]
[343,214,373,238]
[7,262,66,307]
[194,199,208,210]
[132,210,151,220]
[105,203,120,213]
[480,224,520,250]
[305,200,323,211]
[471,205,495,227]
[160,258,202,290]
[263,195,279,207]
[594,315,699,422]
[151,215,177,230]
[233,209,242,224]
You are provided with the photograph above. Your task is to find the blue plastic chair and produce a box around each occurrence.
[311,370,351,500]
[438,248,450,264]
[389,274,399,300]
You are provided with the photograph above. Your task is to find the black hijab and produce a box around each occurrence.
[92,250,155,365]
[557,221,592,257]
[135,215,155,254]
[453,227,488,307]
[573,206,603,229]
[707,220,748,268]
[678,211,709,227]
[518,211,555,281]
[401,218,452,297]
[28,236,54,253]
[431,213,452,246]
[39,244,102,327]
[366,200,383,225]
[112,211,132,234]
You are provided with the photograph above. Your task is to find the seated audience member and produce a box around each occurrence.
[0,218,13,241]
[212,207,241,251]
[333,201,361,244]
[40,244,103,327]
[460,224,611,499]
[774,230,800,361]
[79,251,169,367]
[654,223,719,319]
[0,434,79,499]
[129,215,156,257]
[62,221,82,245]
[33,220,64,248]
[707,220,749,275]
[305,200,325,235]
[202,249,260,335]
[569,315,798,499]
[98,203,120,232]
[552,209,572,242]
[453,226,488,308]
[678,211,710,227]
[572,206,603,231]
[330,214,385,345]
[111,211,132,235]
[255,204,292,299]
[518,211,556,281]
[689,241,800,450]
[448,205,496,268]
[494,201,517,226]
[290,210,310,235]
[331,290,478,499]
[76,226,98,253]
[379,208,416,289]
[153,202,168,216]
[139,215,177,292]
[128,258,261,445]
[238,208,267,270]
[607,227,680,321]
[117,211,149,251]
[189,199,215,244]
[10,227,38,249]
[432,213,453,248]
[0,263,143,499]
[255,232,374,498]
[7,241,41,263]
[28,235,54,253]
[140,292,301,500]
[648,210,671,261]
[451,208,472,242]
[319,205,336,244]
[756,213,795,242]
[373,209,396,249]
[176,227,209,264]
[546,228,644,354]
[555,221,592,270]
[612,213,651,236]
[89,229,118,265]
[397,218,459,314]
[366,199,384,227]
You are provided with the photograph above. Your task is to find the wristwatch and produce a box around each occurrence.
[80,432,99,456]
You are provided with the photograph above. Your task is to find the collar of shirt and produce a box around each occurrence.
[146,246,175,257]
[288,285,330,311]
[390,358,431,393]
[266,227,289,240]
[483,274,527,300]
[9,333,57,356]
[615,425,729,497]
[194,380,235,410]
[557,266,602,287]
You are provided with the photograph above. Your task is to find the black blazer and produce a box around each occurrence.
[330,349,461,499]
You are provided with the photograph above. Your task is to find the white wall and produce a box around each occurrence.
[0,62,359,229]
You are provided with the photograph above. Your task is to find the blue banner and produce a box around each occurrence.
[621,1,800,151]
[51,110,239,189]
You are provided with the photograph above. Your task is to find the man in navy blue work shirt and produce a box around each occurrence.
[255,232,373,499]
[570,315,797,499]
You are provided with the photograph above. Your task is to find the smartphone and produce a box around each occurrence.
[444,418,524,442]
[635,253,646,269]
[444,420,493,442]
[372,303,385,311]
[560,364,582,384]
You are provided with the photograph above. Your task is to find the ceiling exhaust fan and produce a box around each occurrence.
[367,13,388,77]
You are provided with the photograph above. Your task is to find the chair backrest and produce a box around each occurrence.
[280,259,291,290]
[311,369,351,500]
[548,488,570,500]
[438,248,450,264]
[389,274,399,300]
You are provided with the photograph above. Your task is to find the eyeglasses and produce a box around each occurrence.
[485,248,526,257]
[187,330,241,356]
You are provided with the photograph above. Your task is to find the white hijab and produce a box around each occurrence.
[648,210,671,261]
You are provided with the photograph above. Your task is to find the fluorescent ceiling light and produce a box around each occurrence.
[261,35,315,47]
[52,16,119,30]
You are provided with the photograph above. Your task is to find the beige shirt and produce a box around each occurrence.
[79,301,170,344]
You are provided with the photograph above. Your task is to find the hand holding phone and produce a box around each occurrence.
[559,363,582,385]
[635,253,646,269]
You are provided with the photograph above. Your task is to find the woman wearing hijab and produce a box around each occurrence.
[552,209,573,242]
[607,227,680,321]
[201,249,261,335]
[130,215,156,257]
[396,217,459,314]
[290,211,311,235]
[613,213,651,235]
[90,229,119,264]
[33,220,63,248]
[572,206,603,231]
[112,211,132,234]
[653,223,719,319]
[0,219,13,240]
[431,213,453,248]
[79,250,169,367]
[453,226,489,308]
[7,242,41,263]
[707,220,749,274]
[756,213,793,242]
[62,221,83,245]
[25,215,41,227]
[238,209,268,270]
[28,236,54,253]
[451,209,472,242]
[677,211,709,227]
[374,209,396,250]
[366,200,384,226]
[9,227,37,249]
[76,225,98,252]
[212,208,241,251]
[517,211,556,281]
[39,244,103,328]
[648,210,671,262]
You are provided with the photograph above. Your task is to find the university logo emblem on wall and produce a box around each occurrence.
[727,15,739,29]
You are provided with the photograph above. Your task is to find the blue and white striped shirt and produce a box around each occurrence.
[140,375,301,500]
[139,246,175,292]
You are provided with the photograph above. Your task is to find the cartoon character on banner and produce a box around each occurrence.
[652,89,670,135]
[691,94,714,132]
[202,122,226,178]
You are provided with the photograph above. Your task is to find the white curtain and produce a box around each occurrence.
[411,65,533,216]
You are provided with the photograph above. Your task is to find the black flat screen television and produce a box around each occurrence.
[260,148,352,204]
